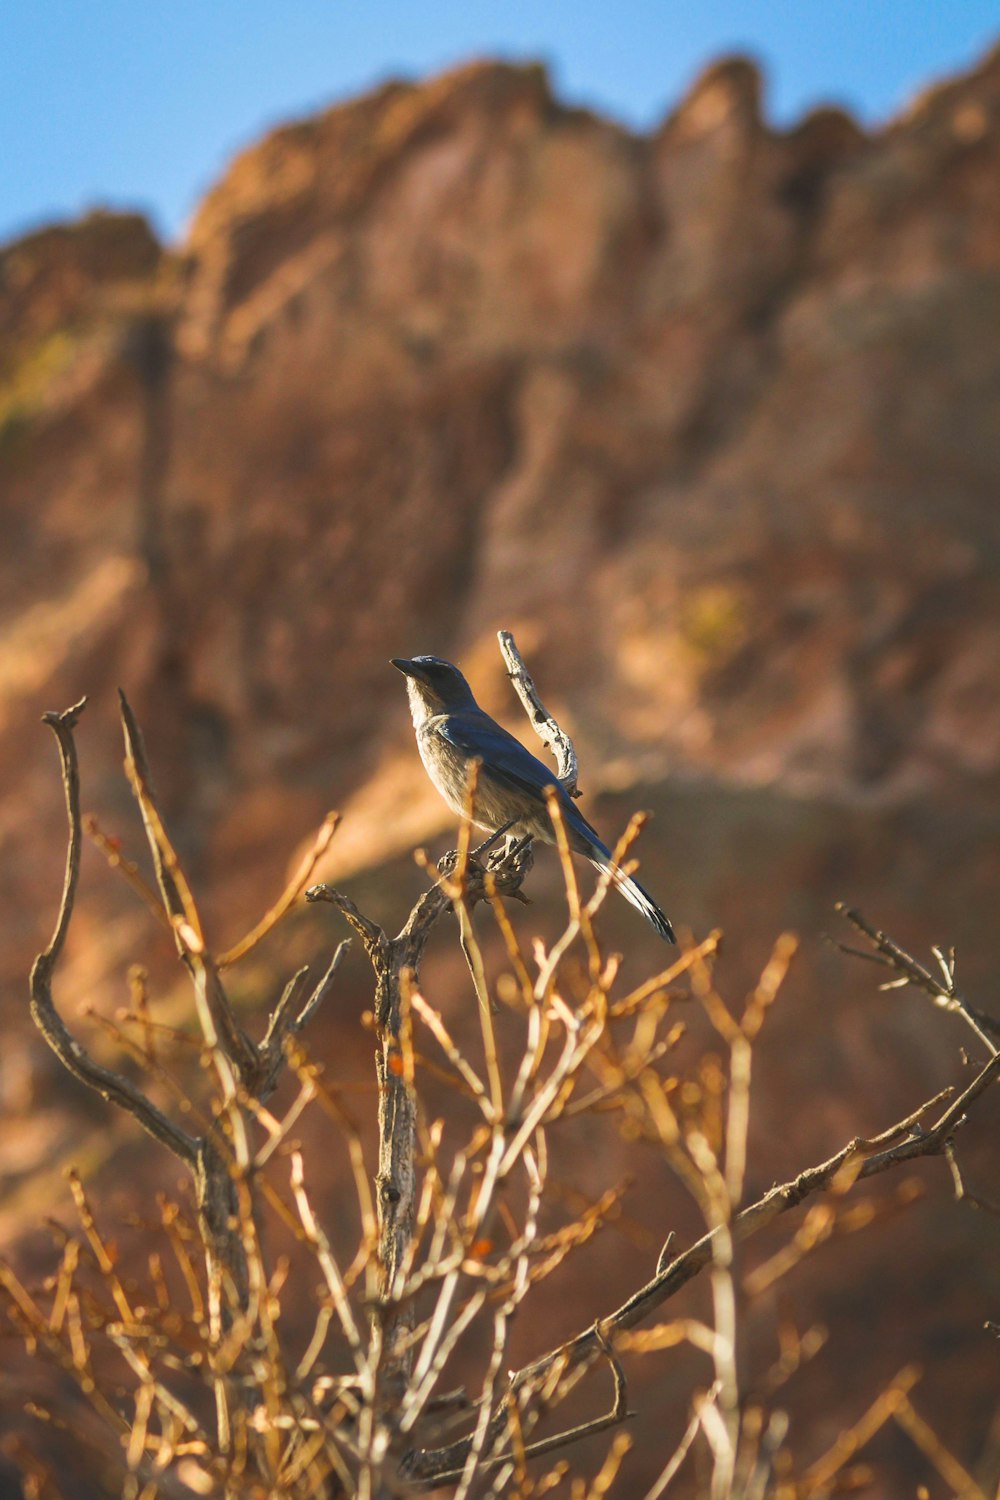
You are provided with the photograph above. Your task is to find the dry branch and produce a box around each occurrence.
[29,696,349,1383]
[118,690,258,1081]
[835,903,999,1056]
[218,810,340,968]
[30,701,197,1165]
[498,628,581,797]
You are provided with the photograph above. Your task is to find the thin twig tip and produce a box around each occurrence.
[42,697,88,731]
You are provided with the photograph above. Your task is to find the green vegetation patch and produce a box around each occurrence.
[0,327,82,446]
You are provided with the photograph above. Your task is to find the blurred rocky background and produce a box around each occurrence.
[2,42,1000,1494]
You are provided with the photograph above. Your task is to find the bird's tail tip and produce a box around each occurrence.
[652,908,677,944]
[592,855,676,942]
[642,897,676,944]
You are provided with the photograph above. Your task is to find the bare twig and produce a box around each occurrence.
[218,811,340,968]
[419,1325,632,1487]
[498,629,580,797]
[643,1382,721,1500]
[83,812,171,928]
[835,904,999,1057]
[943,1139,1000,1216]
[254,940,350,1101]
[801,1366,921,1493]
[305,877,445,1413]
[29,701,197,1166]
[893,1394,991,1499]
[118,690,258,1081]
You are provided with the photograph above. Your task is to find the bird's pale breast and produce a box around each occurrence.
[417,720,548,838]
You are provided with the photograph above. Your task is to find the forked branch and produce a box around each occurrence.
[30,701,197,1165]
[118,691,258,1081]
[30,698,348,1326]
[835,904,999,1056]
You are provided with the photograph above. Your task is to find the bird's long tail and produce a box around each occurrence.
[585,849,676,944]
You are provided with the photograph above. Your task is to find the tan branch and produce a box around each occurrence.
[497,630,580,797]
[415,1324,631,1488]
[83,813,171,928]
[118,691,257,1080]
[836,904,999,1056]
[254,941,351,1101]
[29,701,197,1166]
[217,811,340,968]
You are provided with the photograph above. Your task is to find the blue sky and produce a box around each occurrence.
[2,1,997,246]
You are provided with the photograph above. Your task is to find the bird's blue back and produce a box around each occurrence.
[436,708,610,858]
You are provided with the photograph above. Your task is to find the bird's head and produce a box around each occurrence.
[391,656,476,717]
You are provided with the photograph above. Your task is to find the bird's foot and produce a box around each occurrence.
[488,834,534,901]
[434,835,533,905]
[436,848,485,881]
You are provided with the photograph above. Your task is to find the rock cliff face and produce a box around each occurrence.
[4,55,1000,870]
[2,46,1000,1485]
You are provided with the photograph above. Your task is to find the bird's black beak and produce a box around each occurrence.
[391,657,417,677]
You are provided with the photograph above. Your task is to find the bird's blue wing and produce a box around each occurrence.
[438,712,606,851]
[433,711,673,940]
[438,714,564,797]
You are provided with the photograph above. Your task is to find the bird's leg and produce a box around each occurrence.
[436,822,513,881]
[472,820,516,859]
[485,831,532,864]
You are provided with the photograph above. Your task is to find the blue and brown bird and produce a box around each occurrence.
[392,655,675,942]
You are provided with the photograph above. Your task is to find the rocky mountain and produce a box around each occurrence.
[2,44,1000,1490]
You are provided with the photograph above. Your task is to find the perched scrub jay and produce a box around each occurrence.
[392,656,675,942]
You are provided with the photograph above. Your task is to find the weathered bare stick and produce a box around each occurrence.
[30,701,198,1165]
[306,878,445,1414]
[32,697,349,1344]
[254,940,350,1103]
[498,629,580,797]
[116,693,265,1317]
[835,904,999,1057]
[118,691,259,1083]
